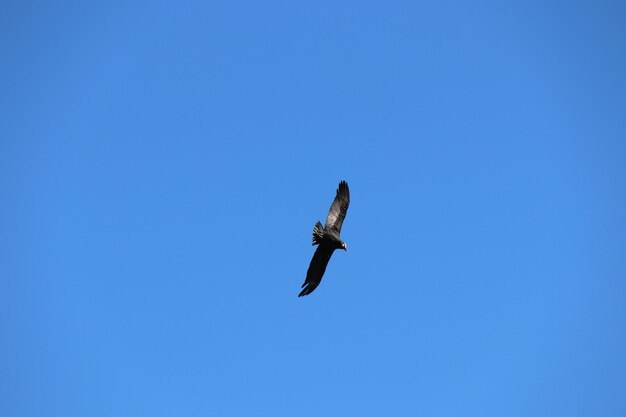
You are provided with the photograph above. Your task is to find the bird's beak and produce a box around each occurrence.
[343,244,348,252]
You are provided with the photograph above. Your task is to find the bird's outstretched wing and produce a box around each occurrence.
[299,243,334,297]
[324,180,350,234]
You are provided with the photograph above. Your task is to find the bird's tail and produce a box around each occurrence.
[312,221,324,245]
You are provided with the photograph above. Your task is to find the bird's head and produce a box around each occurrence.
[341,241,348,251]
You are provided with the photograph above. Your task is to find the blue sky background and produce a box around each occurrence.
[1,1,625,416]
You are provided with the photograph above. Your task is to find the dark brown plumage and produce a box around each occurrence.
[299,180,350,297]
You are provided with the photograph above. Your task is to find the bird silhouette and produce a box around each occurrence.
[299,180,350,297]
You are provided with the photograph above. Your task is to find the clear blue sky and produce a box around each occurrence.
[1,1,625,416]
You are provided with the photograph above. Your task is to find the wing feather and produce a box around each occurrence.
[298,243,334,297]
[324,180,350,234]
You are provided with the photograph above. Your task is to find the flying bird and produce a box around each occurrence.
[299,180,350,297]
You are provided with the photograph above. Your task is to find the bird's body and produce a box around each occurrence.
[299,181,350,297]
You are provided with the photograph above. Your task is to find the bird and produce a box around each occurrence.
[299,180,350,297]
